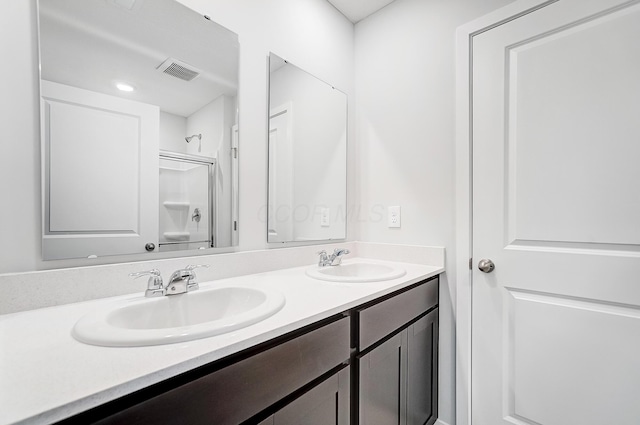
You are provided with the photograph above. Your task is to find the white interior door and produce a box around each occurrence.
[472,1,640,424]
[41,80,159,260]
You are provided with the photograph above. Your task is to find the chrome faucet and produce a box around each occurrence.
[166,265,209,295]
[317,248,351,267]
[130,265,209,297]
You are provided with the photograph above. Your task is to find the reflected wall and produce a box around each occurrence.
[268,54,347,243]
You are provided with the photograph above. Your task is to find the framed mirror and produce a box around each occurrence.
[37,0,239,260]
[267,53,347,243]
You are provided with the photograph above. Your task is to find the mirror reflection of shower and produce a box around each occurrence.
[185,133,202,152]
[156,93,238,250]
[159,151,215,252]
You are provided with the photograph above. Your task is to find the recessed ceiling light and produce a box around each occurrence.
[116,82,135,92]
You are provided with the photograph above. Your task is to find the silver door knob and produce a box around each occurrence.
[478,259,495,273]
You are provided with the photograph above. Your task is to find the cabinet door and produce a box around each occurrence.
[407,309,439,425]
[359,332,408,425]
[274,367,349,425]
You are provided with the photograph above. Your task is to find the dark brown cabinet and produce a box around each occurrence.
[356,278,439,425]
[75,316,350,425]
[60,276,439,425]
[407,310,438,425]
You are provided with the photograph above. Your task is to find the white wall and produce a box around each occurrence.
[0,0,354,274]
[354,0,514,423]
[186,97,224,158]
[159,111,187,152]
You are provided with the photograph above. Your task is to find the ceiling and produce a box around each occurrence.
[327,0,398,23]
[38,0,396,118]
[38,0,239,117]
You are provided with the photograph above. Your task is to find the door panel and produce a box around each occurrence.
[48,101,139,232]
[472,1,640,424]
[507,3,640,247]
[359,332,407,425]
[407,310,438,425]
[274,368,349,425]
[508,289,640,424]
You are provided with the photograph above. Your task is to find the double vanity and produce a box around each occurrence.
[0,252,442,425]
[0,0,447,423]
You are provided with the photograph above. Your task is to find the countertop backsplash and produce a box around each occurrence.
[0,242,444,315]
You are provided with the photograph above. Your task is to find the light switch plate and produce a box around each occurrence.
[321,208,330,227]
[388,206,401,228]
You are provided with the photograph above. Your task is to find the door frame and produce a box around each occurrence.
[454,1,558,424]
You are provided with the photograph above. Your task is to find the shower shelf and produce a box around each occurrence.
[163,201,190,209]
[163,232,190,241]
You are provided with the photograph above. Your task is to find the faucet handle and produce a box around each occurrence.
[129,269,164,297]
[129,269,161,279]
[185,264,209,271]
[317,250,330,267]
[184,264,209,292]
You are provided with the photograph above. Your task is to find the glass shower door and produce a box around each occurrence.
[159,154,215,251]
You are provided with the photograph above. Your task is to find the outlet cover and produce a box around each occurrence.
[321,208,330,227]
[388,206,401,228]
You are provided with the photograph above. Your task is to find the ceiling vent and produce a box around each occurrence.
[157,58,201,82]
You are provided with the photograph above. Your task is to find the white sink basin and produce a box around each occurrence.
[72,286,286,347]
[305,260,406,283]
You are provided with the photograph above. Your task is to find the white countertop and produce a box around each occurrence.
[0,258,443,425]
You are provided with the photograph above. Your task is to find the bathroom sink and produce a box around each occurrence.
[72,286,286,347]
[305,260,406,283]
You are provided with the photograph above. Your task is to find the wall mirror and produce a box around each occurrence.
[38,0,239,260]
[267,53,347,243]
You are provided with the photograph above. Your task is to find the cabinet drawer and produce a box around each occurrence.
[359,278,438,350]
[95,316,350,425]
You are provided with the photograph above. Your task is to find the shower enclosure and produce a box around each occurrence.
[159,151,216,251]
